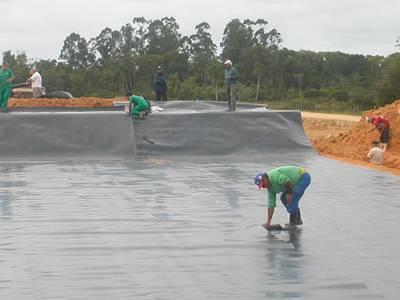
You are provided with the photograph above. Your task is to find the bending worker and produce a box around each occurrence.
[366,116,390,152]
[254,166,311,230]
[127,91,150,118]
[0,62,15,111]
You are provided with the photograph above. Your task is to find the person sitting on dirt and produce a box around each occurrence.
[126,91,150,118]
[254,166,311,230]
[367,140,384,165]
[366,116,390,152]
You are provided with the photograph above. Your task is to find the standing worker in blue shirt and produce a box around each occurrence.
[254,166,311,230]
[154,66,168,101]
[0,62,15,111]
[224,59,238,111]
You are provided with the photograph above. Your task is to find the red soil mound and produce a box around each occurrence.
[8,97,115,108]
[314,100,400,170]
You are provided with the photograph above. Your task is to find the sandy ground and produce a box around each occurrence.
[301,112,361,122]
[302,110,400,176]
[302,112,359,141]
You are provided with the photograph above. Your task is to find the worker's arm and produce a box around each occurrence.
[263,208,275,230]
[7,74,15,83]
[263,191,277,229]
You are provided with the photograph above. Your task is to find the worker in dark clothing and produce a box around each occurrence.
[154,66,168,101]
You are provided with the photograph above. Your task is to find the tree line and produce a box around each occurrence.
[3,17,400,107]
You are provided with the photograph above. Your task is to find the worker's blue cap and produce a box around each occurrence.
[254,172,266,190]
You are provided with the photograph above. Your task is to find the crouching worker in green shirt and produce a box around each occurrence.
[254,166,311,230]
[126,91,150,118]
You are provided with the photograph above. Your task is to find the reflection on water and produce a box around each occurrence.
[0,192,13,217]
[263,230,305,299]
[0,159,397,299]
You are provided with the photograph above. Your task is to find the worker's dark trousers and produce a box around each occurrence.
[156,90,167,101]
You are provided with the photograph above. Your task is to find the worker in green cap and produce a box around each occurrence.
[126,91,150,118]
[0,62,15,111]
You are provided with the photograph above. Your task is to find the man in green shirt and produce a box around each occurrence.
[0,62,15,111]
[224,59,238,111]
[254,166,311,230]
[126,91,150,118]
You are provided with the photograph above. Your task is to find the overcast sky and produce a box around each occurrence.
[1,0,399,62]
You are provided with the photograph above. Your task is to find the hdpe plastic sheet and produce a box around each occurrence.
[0,102,399,299]
[0,111,136,161]
[1,157,399,299]
[133,110,313,158]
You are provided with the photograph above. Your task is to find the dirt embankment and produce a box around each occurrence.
[8,97,115,108]
[306,100,400,175]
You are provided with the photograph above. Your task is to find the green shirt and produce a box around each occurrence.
[266,166,305,208]
[0,68,14,89]
[224,66,238,86]
[129,95,149,109]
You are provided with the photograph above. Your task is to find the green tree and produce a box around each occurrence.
[119,23,135,57]
[378,54,400,104]
[59,33,94,69]
[145,17,181,55]
[2,50,30,83]
[35,59,68,92]
[206,60,223,100]
[186,22,217,86]
[168,72,179,98]
[330,90,350,102]
[131,17,148,55]
[294,73,304,99]
[220,19,254,65]
[93,28,122,64]
[221,18,282,90]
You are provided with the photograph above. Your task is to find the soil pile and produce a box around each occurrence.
[314,100,400,169]
[8,97,115,108]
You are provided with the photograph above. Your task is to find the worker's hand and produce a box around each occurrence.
[286,193,293,204]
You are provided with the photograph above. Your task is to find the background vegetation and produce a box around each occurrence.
[3,18,400,111]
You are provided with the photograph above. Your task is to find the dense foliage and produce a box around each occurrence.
[3,17,400,108]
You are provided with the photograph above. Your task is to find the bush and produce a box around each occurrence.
[303,88,329,99]
[350,88,376,108]
[331,90,350,102]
